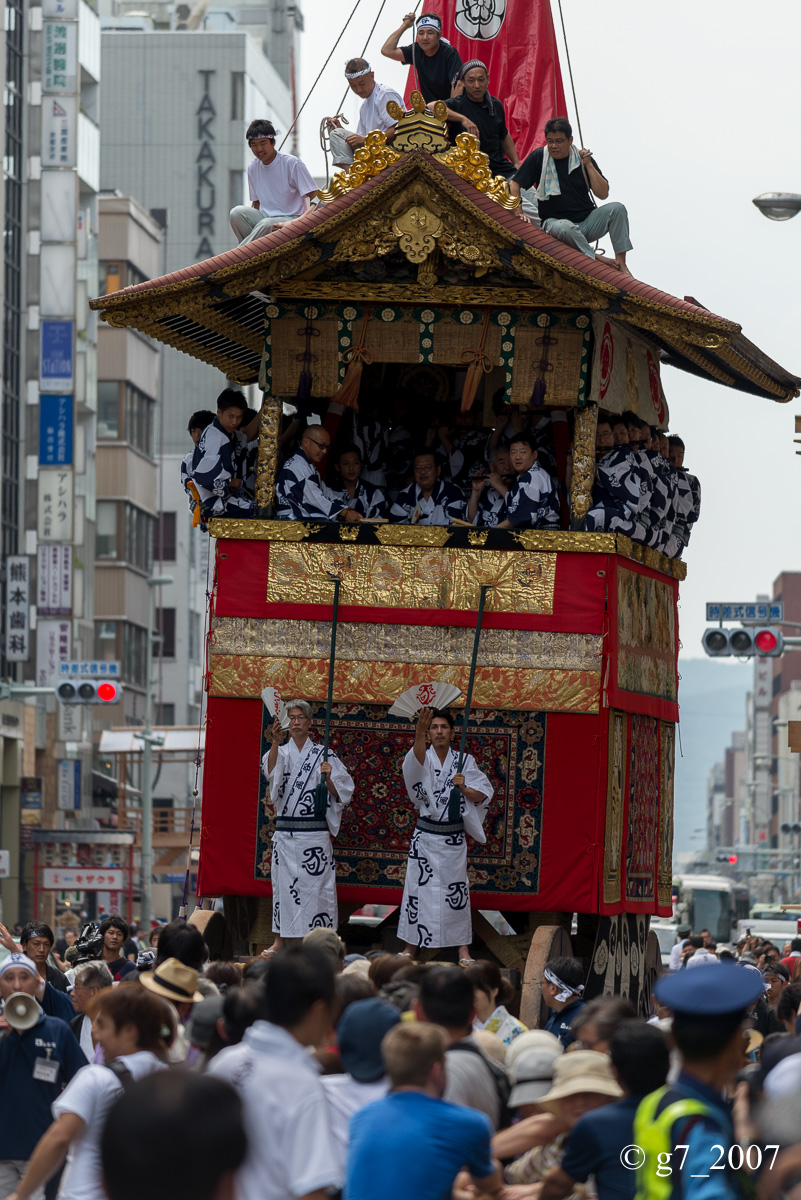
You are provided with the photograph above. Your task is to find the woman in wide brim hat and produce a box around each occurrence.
[140,956,205,1007]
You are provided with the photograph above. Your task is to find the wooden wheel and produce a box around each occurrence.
[585,914,650,1010]
[640,929,662,1017]
[520,924,572,1028]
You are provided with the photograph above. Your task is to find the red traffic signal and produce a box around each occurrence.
[56,680,123,705]
[97,681,120,703]
[755,629,779,654]
[728,854,738,864]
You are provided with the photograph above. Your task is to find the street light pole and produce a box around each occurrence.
[139,575,173,930]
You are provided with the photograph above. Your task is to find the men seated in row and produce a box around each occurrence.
[188,389,260,520]
[229,120,319,246]
[326,60,404,170]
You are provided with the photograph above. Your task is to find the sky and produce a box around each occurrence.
[293,2,801,848]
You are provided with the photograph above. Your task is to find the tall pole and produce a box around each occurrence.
[141,575,173,930]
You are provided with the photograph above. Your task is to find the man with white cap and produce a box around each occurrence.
[0,954,86,1200]
[632,963,765,1200]
[381,11,462,104]
[326,60,403,170]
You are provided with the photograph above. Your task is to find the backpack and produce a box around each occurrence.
[449,1038,513,1129]
[105,1060,135,1090]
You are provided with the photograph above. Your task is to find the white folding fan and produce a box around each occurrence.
[389,680,463,720]
[261,687,290,729]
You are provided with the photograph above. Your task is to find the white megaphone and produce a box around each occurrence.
[3,991,40,1031]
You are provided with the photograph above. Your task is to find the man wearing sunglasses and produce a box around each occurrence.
[276,425,360,522]
[510,117,632,276]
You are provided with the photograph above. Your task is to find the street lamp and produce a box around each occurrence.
[752,193,801,221]
[137,574,174,930]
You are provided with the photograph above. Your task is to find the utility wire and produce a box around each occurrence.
[279,0,366,152]
[555,0,584,147]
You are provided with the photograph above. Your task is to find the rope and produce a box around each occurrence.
[278,0,366,152]
[555,0,584,147]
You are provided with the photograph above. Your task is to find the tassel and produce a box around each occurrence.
[529,331,556,407]
[295,307,320,407]
[459,312,493,412]
[337,309,373,411]
[314,780,328,820]
[448,784,462,825]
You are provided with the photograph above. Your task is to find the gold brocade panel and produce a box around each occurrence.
[603,710,626,906]
[265,545,556,614]
[617,567,677,701]
[657,722,675,909]
[211,618,602,672]
[208,654,599,712]
[510,326,590,407]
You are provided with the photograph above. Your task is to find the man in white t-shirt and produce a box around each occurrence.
[326,58,403,169]
[229,119,319,245]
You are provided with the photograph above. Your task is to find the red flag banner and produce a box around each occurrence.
[404,0,568,159]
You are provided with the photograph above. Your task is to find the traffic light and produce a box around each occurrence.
[701,626,784,657]
[728,854,738,864]
[56,680,123,705]
[781,822,801,835]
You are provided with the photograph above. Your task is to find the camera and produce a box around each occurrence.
[64,922,104,966]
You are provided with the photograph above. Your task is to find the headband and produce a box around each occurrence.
[248,132,279,143]
[416,14,441,31]
[544,967,585,1003]
[459,58,488,79]
[345,64,372,79]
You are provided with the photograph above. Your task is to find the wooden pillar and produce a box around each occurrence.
[255,394,282,518]
[569,402,597,530]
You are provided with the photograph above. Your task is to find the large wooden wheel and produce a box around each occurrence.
[520,924,572,1028]
[640,928,662,1017]
[584,914,651,1011]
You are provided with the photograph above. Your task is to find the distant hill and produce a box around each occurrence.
[673,657,751,852]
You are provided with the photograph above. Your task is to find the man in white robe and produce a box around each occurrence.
[263,700,355,950]
[398,708,493,964]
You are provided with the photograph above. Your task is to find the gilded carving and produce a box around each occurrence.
[657,722,676,907]
[375,525,451,547]
[208,653,600,713]
[617,566,677,701]
[616,305,733,351]
[603,710,626,905]
[316,130,403,202]
[440,134,520,209]
[569,404,597,527]
[389,93,451,154]
[208,519,323,541]
[265,544,556,614]
[391,184,443,265]
[255,396,281,513]
[211,616,602,671]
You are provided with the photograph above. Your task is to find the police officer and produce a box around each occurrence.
[633,963,764,1200]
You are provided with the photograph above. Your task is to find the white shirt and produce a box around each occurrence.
[52,1050,166,1200]
[247,153,318,219]
[321,1074,389,1177]
[356,80,404,136]
[668,939,688,971]
[77,1013,93,1060]
[208,1020,341,1200]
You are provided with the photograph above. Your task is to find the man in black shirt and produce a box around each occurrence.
[381,11,462,104]
[445,61,519,178]
[511,116,632,275]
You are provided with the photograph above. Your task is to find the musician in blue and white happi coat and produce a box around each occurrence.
[191,390,258,520]
[583,415,642,535]
[331,444,388,520]
[275,425,361,523]
[398,708,493,964]
[495,434,560,530]
[262,700,355,950]
[466,446,514,527]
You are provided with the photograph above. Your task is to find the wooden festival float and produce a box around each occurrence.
[90,97,800,1018]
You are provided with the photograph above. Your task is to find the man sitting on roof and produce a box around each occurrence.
[326,59,404,170]
[276,424,361,523]
[229,120,319,246]
[445,61,520,179]
[192,389,259,520]
[510,117,633,276]
[381,11,462,104]
[494,434,560,530]
[390,449,464,525]
[583,414,642,535]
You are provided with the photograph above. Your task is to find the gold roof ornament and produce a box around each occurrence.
[317,90,519,211]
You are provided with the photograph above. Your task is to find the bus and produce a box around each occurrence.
[672,875,750,946]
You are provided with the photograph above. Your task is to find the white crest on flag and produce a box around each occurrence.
[454,0,506,40]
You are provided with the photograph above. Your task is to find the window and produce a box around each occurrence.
[229,169,244,211]
[123,504,154,573]
[123,623,147,688]
[156,607,176,658]
[188,610,201,661]
[96,501,118,559]
[97,381,119,439]
[124,384,155,457]
[230,71,244,120]
[157,702,175,726]
[154,511,176,561]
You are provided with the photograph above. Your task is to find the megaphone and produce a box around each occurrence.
[3,991,40,1031]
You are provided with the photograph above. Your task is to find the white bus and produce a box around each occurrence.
[672,874,750,946]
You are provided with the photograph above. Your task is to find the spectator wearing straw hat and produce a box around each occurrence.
[140,957,204,1064]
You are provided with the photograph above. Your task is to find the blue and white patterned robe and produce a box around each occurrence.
[390,479,465,525]
[584,448,642,534]
[471,484,507,527]
[191,417,253,518]
[331,478,387,520]
[263,736,354,937]
[499,464,560,529]
[398,746,492,949]
[275,450,345,521]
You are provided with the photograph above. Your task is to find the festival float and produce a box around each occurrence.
[89,54,799,1020]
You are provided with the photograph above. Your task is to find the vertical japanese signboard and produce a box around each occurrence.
[5,556,31,662]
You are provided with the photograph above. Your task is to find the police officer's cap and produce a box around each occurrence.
[655,963,764,1016]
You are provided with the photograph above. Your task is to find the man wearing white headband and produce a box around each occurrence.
[445,61,520,179]
[229,118,319,246]
[326,58,404,169]
[540,956,586,1048]
[381,10,462,104]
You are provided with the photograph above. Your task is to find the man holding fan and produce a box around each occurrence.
[398,708,493,965]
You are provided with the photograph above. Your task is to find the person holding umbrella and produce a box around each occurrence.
[262,700,355,953]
